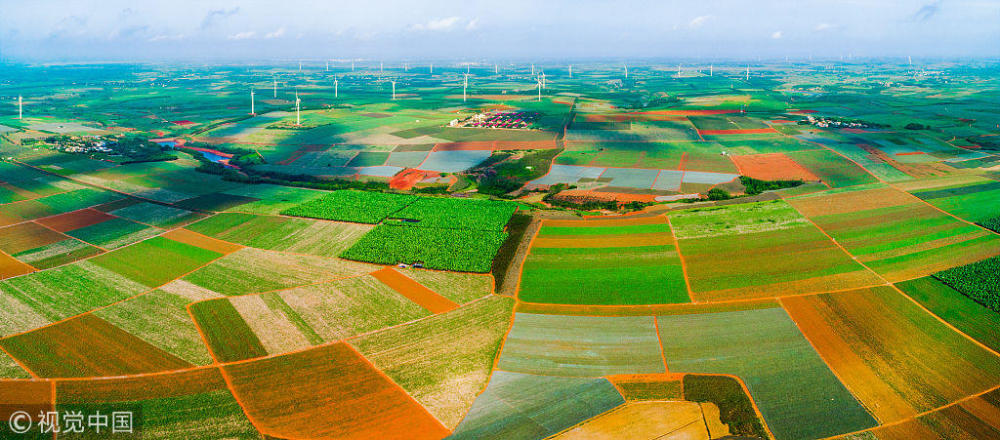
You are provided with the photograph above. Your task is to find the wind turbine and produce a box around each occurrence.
[463,74,469,102]
[677,63,682,77]
[273,79,277,98]
[326,61,329,71]
[380,61,383,73]
[299,60,302,71]
[745,65,750,81]
[541,72,546,89]
[710,64,713,77]
[250,88,255,115]
[404,62,409,72]
[17,95,22,120]
[624,63,628,79]
[568,64,572,78]
[537,79,542,101]
[295,91,301,126]
[351,61,355,71]
[531,64,535,75]
[391,81,396,100]
[430,63,433,74]
[495,64,498,75]
[334,78,339,98]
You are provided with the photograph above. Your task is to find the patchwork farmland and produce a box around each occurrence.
[0,57,998,440]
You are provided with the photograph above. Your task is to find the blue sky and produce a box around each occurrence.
[0,0,997,61]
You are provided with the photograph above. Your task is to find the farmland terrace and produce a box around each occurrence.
[0,60,999,439]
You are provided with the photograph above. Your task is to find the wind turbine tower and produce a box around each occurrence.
[273,79,277,98]
[351,61,355,71]
[391,81,396,100]
[463,74,469,102]
[380,62,383,73]
[430,63,433,74]
[745,65,750,81]
[531,64,535,75]
[568,64,572,78]
[495,64,498,75]
[295,92,301,126]
[326,61,329,71]
[17,95,22,120]
[624,64,628,79]
[299,61,302,71]
[541,72,546,89]
[537,79,542,101]
[250,89,255,115]
[334,78,339,98]
[710,64,713,77]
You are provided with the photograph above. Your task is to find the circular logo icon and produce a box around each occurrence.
[8,411,32,434]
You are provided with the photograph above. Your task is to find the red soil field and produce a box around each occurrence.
[0,253,35,279]
[162,229,243,255]
[371,267,459,314]
[534,232,673,248]
[556,189,658,203]
[56,367,227,403]
[493,139,558,150]
[0,222,69,254]
[223,343,449,440]
[841,128,879,134]
[171,120,196,126]
[788,187,916,218]
[770,120,796,124]
[0,380,53,422]
[731,153,820,182]
[389,169,440,190]
[0,314,193,378]
[544,216,667,228]
[35,208,115,232]
[697,128,778,135]
[895,151,926,156]
[788,110,817,114]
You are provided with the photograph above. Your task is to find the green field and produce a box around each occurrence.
[341,224,506,272]
[657,307,876,440]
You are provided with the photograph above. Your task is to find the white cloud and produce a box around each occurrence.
[265,27,286,39]
[814,23,836,31]
[411,16,461,31]
[771,30,783,39]
[227,31,255,40]
[148,33,185,42]
[689,15,713,28]
[465,18,479,31]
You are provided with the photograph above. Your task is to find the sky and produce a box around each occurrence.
[0,0,998,62]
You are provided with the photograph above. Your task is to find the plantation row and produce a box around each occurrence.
[281,190,516,231]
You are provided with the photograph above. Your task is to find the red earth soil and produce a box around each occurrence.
[370,267,459,314]
[223,343,449,440]
[35,208,115,233]
[389,169,441,190]
[895,151,927,156]
[788,110,817,114]
[697,128,778,135]
[730,153,820,181]
[555,189,658,203]
[0,253,35,279]
[162,229,242,255]
[0,381,53,422]
[171,120,196,126]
